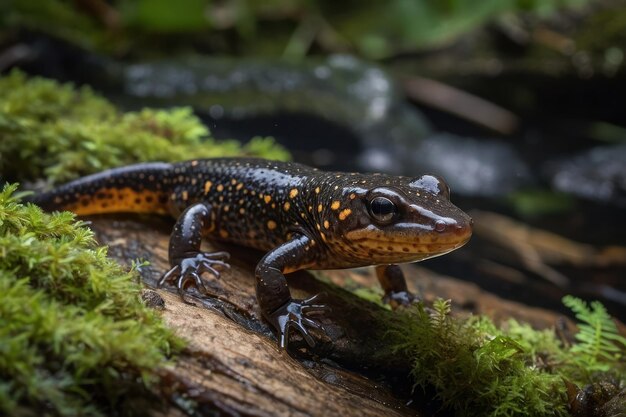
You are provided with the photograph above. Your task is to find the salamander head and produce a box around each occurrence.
[322,174,472,265]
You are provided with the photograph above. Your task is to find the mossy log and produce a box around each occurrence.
[86,213,578,416]
[88,215,417,416]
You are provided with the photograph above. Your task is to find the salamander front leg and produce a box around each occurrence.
[375,264,419,309]
[158,203,230,302]
[256,234,329,349]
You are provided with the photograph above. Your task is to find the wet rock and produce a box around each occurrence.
[112,54,433,171]
[363,133,532,196]
[545,144,626,207]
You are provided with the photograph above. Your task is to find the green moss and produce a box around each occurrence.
[0,70,289,185]
[0,184,184,416]
[0,70,292,415]
[390,298,626,417]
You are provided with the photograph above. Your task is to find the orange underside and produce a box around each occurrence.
[60,187,170,216]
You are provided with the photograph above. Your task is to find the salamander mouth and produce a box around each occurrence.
[351,237,468,257]
[344,223,472,262]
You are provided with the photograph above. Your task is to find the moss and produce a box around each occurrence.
[0,70,292,415]
[0,184,185,416]
[0,70,289,185]
[390,298,626,417]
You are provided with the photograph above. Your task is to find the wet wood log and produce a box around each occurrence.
[89,215,417,416]
[85,212,603,416]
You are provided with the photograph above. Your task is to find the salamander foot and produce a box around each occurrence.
[158,251,230,303]
[267,294,330,349]
[383,290,420,310]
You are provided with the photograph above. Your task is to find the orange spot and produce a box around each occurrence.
[323,220,330,229]
[236,183,244,190]
[264,195,272,204]
[191,160,198,166]
[330,201,340,210]
[289,188,299,198]
[231,179,237,185]
[219,229,229,238]
[283,202,291,211]
[339,208,352,220]
[182,191,188,201]
[204,181,213,194]
[239,208,245,214]
[315,187,320,194]
[224,205,230,212]
[267,220,277,230]
[349,193,356,200]
[317,204,323,213]
[216,184,224,192]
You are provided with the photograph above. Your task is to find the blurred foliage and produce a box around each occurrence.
[508,188,575,217]
[588,121,626,143]
[0,183,184,416]
[0,0,591,58]
[316,0,589,58]
[390,296,626,417]
[0,70,289,185]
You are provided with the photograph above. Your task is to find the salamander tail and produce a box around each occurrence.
[28,162,174,216]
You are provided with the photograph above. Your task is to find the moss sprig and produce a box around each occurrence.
[561,295,626,382]
[390,296,625,417]
[0,183,183,416]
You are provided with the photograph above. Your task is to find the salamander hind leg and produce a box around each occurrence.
[256,234,330,349]
[158,202,230,303]
[375,264,420,309]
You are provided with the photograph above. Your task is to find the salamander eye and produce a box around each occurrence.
[369,196,397,223]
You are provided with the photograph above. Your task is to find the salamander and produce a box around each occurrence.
[31,158,473,348]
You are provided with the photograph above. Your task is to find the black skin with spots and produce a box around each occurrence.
[32,158,473,349]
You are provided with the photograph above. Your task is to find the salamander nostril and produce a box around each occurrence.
[435,220,447,232]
